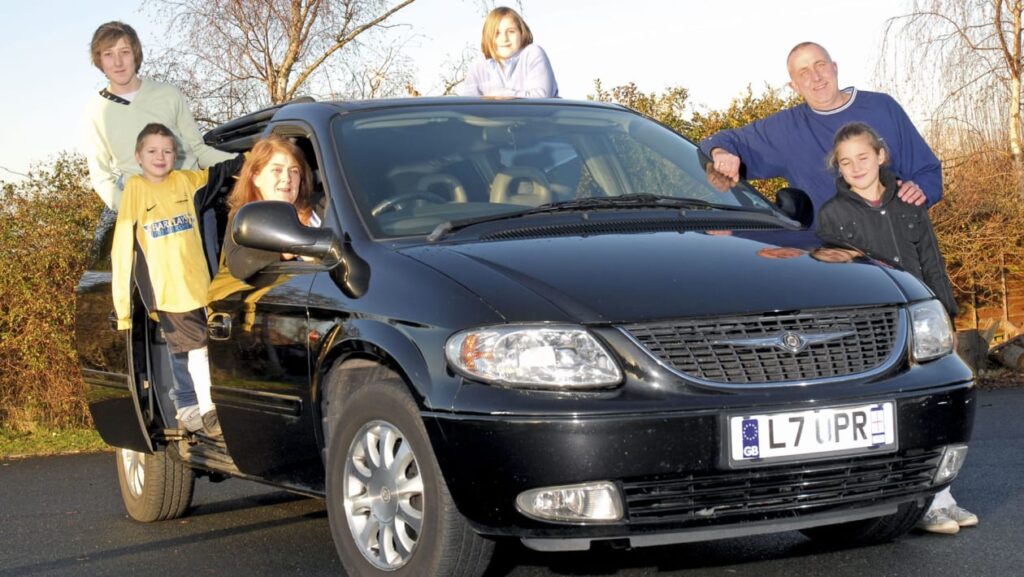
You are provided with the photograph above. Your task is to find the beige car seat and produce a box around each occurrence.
[489,167,553,206]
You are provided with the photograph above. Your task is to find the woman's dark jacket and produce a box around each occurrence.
[816,169,958,316]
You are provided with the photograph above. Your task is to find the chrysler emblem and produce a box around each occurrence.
[714,329,855,354]
[779,331,804,353]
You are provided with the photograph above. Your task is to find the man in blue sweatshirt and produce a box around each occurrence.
[700,42,940,224]
[704,42,975,536]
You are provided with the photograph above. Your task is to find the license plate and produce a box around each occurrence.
[729,402,896,466]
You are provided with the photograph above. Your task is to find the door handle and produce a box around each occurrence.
[207,312,232,340]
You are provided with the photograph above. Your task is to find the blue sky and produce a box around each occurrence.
[0,0,909,181]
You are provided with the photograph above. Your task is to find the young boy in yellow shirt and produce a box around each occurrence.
[112,123,243,437]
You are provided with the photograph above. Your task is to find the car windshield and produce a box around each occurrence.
[334,103,776,238]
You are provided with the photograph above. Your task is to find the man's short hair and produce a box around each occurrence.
[90,21,143,73]
[786,41,832,67]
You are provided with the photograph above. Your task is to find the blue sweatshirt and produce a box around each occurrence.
[700,88,942,223]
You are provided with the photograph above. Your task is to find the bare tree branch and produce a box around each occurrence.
[289,0,417,100]
[880,0,1024,163]
[144,0,421,117]
[879,1,1024,322]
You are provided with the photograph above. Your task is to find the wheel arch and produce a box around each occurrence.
[311,317,457,458]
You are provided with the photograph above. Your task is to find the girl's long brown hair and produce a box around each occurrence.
[229,134,314,224]
[480,6,533,61]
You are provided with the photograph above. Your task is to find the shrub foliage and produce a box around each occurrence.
[591,81,801,197]
[0,153,102,430]
[930,150,1024,311]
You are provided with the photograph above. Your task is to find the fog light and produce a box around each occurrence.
[934,444,969,484]
[516,481,623,523]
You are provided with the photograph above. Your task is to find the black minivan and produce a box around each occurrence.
[76,98,974,577]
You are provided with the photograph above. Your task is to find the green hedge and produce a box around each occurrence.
[0,153,102,430]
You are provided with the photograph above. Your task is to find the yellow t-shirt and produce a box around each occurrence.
[111,170,212,329]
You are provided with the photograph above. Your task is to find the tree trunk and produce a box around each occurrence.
[990,335,1024,370]
[1003,253,1010,323]
[1012,74,1022,158]
[1011,3,1024,198]
[1012,73,1024,198]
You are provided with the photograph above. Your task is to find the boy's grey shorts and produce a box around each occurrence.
[156,309,208,354]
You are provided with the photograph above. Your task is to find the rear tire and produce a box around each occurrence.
[115,446,195,522]
[324,363,493,577]
[800,498,930,545]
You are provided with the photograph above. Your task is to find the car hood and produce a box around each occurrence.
[400,230,923,324]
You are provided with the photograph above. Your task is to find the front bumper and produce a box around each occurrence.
[424,381,975,548]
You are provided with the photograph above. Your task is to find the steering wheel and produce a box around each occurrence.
[371,192,448,217]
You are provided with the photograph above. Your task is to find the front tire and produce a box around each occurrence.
[115,446,195,522]
[324,364,493,577]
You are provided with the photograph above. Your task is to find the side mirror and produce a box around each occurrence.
[774,187,814,229]
[233,201,370,298]
[233,201,340,260]
[330,232,370,299]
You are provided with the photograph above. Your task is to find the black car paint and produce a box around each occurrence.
[403,230,923,323]
[78,98,974,547]
[428,383,974,536]
[77,262,153,454]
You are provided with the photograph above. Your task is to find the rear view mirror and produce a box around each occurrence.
[774,188,814,229]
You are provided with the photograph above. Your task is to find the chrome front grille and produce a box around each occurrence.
[622,306,902,385]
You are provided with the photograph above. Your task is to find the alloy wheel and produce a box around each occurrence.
[120,448,146,498]
[343,420,424,570]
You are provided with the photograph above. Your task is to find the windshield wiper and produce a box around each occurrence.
[426,194,760,242]
[427,208,537,242]
[527,193,749,213]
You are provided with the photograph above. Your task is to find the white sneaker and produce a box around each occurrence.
[917,509,960,534]
[176,405,203,432]
[947,505,979,527]
[201,409,222,437]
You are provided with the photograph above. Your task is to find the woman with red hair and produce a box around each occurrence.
[218,135,320,282]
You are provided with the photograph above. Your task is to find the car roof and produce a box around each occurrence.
[205,97,628,147]
[321,96,623,113]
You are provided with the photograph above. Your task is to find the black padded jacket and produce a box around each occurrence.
[816,169,958,317]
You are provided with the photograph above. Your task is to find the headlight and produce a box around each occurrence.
[909,299,954,362]
[445,324,622,389]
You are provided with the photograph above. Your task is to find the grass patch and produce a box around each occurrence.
[0,427,110,459]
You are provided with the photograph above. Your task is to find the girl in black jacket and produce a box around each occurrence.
[816,122,957,317]
[817,122,975,535]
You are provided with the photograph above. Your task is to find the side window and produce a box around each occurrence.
[279,132,327,221]
[206,130,326,275]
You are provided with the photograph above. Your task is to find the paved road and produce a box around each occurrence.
[2,389,1022,577]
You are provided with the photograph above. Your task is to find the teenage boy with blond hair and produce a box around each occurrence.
[84,21,234,211]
